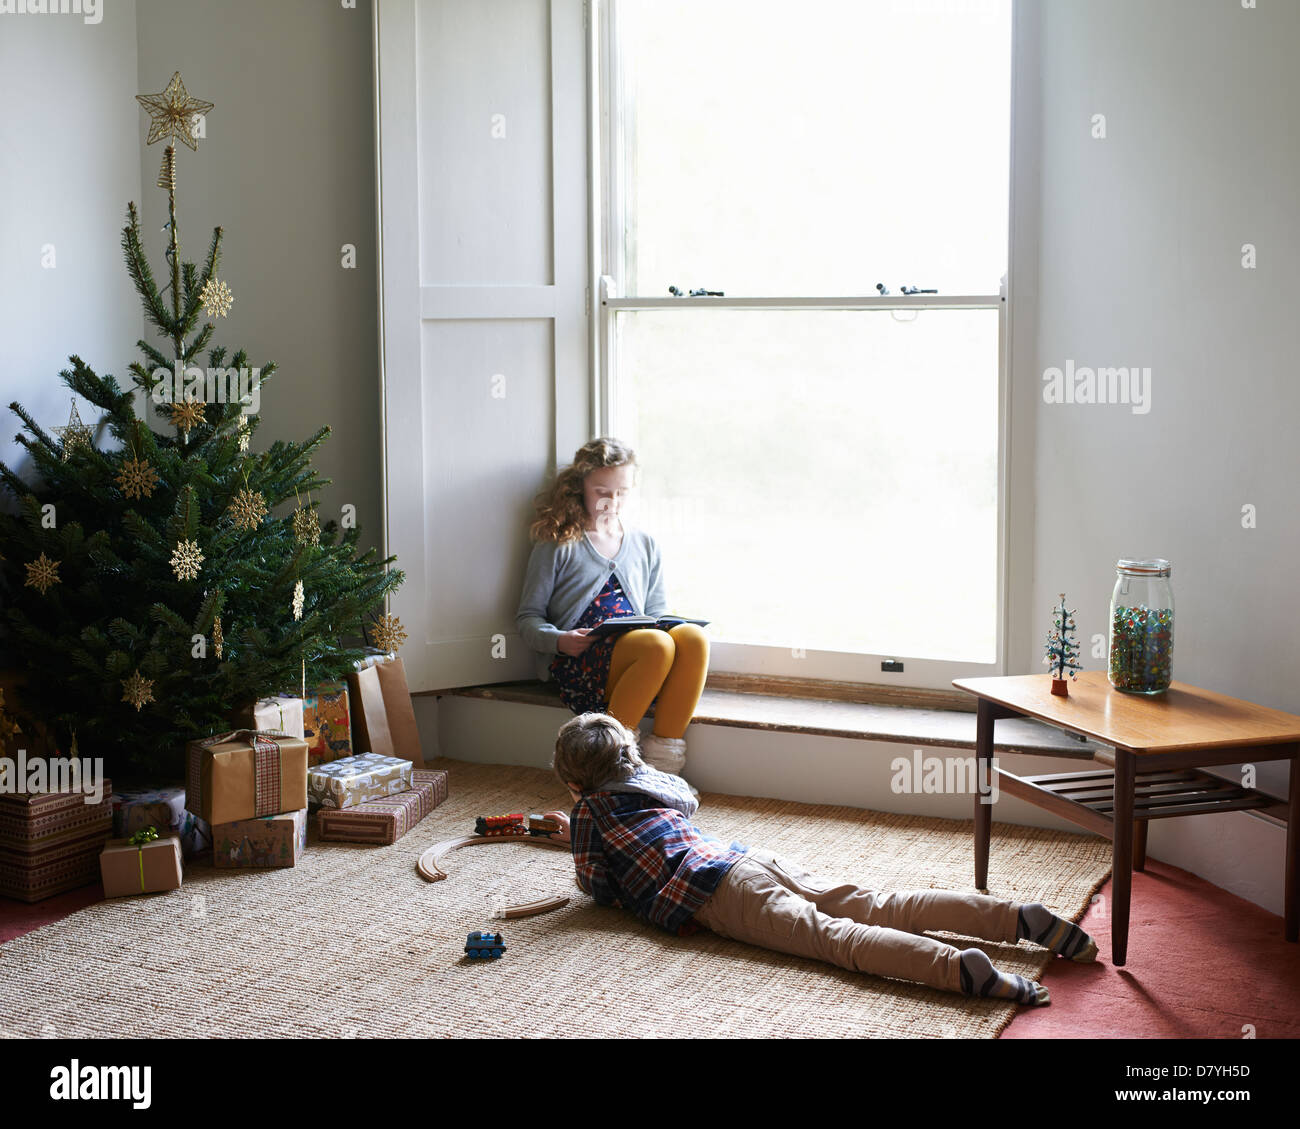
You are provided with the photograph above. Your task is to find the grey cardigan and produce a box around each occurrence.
[516,520,669,682]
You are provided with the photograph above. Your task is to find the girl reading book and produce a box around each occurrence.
[516,437,708,778]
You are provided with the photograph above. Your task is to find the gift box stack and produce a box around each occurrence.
[111,785,212,859]
[186,729,311,870]
[312,654,447,843]
[0,779,114,902]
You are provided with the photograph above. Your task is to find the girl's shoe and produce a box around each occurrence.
[638,733,687,776]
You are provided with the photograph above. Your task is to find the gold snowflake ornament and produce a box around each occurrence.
[213,614,223,659]
[292,580,305,621]
[199,278,234,318]
[121,670,156,712]
[169,399,206,436]
[116,456,159,500]
[228,488,268,531]
[372,614,408,654]
[136,71,214,151]
[292,505,320,547]
[24,553,61,596]
[170,539,204,581]
[55,400,93,461]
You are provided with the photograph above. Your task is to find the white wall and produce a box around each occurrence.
[0,2,143,485]
[1024,0,1300,799]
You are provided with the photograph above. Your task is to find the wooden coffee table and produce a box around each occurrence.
[952,671,1300,965]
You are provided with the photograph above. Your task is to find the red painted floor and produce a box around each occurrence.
[1004,856,1300,1039]
[4,855,1297,1037]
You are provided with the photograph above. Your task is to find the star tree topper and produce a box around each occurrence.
[136,72,214,151]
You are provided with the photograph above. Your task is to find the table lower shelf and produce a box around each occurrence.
[994,765,1279,837]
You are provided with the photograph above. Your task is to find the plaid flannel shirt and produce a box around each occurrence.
[569,768,747,936]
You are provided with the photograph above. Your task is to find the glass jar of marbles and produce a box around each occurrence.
[1108,559,1173,694]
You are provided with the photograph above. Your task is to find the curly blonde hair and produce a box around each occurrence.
[552,712,645,793]
[528,436,639,545]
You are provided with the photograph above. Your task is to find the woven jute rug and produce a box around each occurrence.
[0,758,1111,1039]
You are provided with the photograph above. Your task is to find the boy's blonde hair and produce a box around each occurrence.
[528,436,638,545]
[553,712,645,793]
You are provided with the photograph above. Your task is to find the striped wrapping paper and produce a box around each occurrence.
[317,769,448,845]
[0,784,114,901]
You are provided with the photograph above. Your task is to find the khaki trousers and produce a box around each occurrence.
[692,849,1022,994]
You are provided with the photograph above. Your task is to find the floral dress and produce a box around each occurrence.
[549,571,656,716]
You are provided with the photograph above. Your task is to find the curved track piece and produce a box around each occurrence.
[416,835,572,918]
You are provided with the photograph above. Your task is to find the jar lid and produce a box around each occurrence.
[1116,558,1171,576]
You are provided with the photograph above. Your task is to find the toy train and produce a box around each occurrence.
[464,930,506,959]
[473,813,559,838]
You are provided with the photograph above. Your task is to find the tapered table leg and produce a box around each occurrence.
[1111,749,1135,966]
[974,698,996,892]
[1287,747,1299,942]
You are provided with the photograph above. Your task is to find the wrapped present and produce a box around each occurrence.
[185,730,308,825]
[318,769,448,845]
[111,784,212,858]
[0,780,114,902]
[100,829,183,898]
[307,753,412,811]
[212,807,307,869]
[231,695,306,741]
[303,681,352,766]
[347,657,424,768]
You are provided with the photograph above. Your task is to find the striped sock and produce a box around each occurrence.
[1016,902,1098,962]
[959,948,1050,1006]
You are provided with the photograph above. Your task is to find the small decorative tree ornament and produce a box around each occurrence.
[55,397,94,461]
[371,613,407,655]
[24,552,62,596]
[1043,592,1083,696]
[291,580,305,621]
[228,487,268,531]
[291,503,319,547]
[121,670,156,712]
[170,538,204,581]
[116,455,159,500]
[198,277,234,318]
[212,614,223,659]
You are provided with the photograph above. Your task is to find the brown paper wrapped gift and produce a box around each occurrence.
[230,695,306,740]
[184,730,308,825]
[346,657,424,768]
[99,831,183,898]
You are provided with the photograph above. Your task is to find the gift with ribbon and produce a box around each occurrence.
[99,825,183,898]
[184,730,309,825]
[111,783,212,858]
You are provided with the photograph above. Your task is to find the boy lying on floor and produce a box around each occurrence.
[542,712,1098,1006]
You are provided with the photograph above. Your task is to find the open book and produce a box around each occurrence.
[587,615,710,638]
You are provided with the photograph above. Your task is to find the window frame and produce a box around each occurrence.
[590,0,1016,690]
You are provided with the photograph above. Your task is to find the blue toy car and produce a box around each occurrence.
[464,930,506,959]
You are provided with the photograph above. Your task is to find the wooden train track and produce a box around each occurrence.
[416,834,571,919]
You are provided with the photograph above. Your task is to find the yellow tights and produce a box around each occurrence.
[603,624,709,739]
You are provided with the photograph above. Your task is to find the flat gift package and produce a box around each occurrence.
[185,730,308,825]
[307,753,412,810]
[111,784,212,858]
[0,781,114,902]
[302,681,353,766]
[317,768,448,845]
[100,830,183,898]
[232,695,306,741]
[212,807,307,869]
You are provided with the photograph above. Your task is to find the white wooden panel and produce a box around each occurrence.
[378,0,589,693]
[417,0,554,286]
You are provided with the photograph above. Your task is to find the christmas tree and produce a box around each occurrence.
[0,72,404,776]
[1043,592,1083,689]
